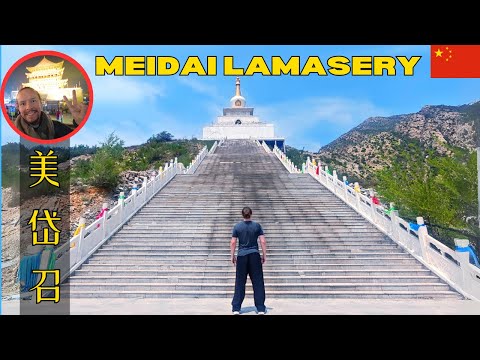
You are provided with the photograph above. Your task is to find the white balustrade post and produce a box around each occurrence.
[369,190,377,224]
[101,202,109,240]
[342,176,348,201]
[75,217,86,264]
[118,191,125,222]
[354,182,361,211]
[388,209,400,242]
[164,163,169,182]
[150,175,156,188]
[132,187,137,210]
[454,238,472,294]
[143,176,148,204]
[332,170,338,195]
[416,217,429,261]
[158,166,163,186]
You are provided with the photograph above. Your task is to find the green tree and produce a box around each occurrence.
[76,132,125,190]
[285,146,308,169]
[148,131,174,143]
[375,142,479,251]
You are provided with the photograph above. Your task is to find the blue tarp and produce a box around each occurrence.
[18,252,42,292]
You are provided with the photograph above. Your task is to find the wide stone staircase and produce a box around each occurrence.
[65,139,464,299]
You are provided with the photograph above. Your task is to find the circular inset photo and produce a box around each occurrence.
[1,50,93,144]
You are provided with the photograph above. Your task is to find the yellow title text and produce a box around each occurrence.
[95,55,421,76]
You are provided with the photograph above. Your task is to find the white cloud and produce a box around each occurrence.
[255,96,389,151]
[91,76,165,104]
[77,49,170,104]
[177,77,219,97]
[1,45,49,70]
[73,48,166,104]
[2,46,166,105]
[71,107,201,147]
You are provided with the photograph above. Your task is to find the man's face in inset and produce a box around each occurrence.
[16,88,42,125]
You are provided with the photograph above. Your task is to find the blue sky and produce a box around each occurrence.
[1,45,479,152]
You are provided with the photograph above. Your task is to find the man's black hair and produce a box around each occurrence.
[242,206,252,219]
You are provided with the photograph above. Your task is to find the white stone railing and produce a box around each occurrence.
[208,138,225,154]
[270,142,301,173]
[260,140,272,153]
[52,143,214,283]
[255,142,480,300]
[303,157,480,301]
[184,145,209,174]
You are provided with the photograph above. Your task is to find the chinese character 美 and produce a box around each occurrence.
[29,149,59,188]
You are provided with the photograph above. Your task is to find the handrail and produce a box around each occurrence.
[258,142,480,301]
[52,142,216,283]
[269,142,301,173]
[302,157,480,301]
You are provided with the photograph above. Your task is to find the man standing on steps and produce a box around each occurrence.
[230,206,267,314]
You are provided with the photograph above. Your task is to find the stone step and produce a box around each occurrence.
[62,290,463,299]
[103,240,398,246]
[62,139,462,300]
[91,251,411,258]
[95,247,402,254]
[104,242,394,248]
[101,243,398,249]
[63,282,452,291]
[110,235,389,241]
[123,225,380,230]
[135,209,365,214]
[68,275,443,284]
[74,269,434,277]
[130,216,373,222]
[79,263,426,270]
[118,227,383,232]
[141,198,356,202]
[85,257,420,265]
[123,221,379,226]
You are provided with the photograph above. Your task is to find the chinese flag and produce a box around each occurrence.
[430,45,480,78]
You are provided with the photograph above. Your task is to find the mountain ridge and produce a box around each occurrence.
[313,100,479,186]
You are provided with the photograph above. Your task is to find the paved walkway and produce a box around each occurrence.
[3,297,480,315]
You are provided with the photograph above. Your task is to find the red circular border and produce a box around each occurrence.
[0,50,94,144]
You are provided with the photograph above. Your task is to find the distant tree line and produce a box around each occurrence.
[1,131,215,201]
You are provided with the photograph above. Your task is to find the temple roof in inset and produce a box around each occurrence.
[26,57,64,72]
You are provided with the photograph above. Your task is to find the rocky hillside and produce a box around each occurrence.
[314,101,480,186]
[1,139,209,298]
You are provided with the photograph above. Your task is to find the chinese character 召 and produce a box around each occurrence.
[30,269,60,303]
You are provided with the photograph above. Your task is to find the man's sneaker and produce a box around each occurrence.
[232,311,240,315]
[257,311,266,315]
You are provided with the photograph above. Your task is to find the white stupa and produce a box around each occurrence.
[202,77,284,148]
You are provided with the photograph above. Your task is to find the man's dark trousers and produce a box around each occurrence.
[232,252,266,312]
